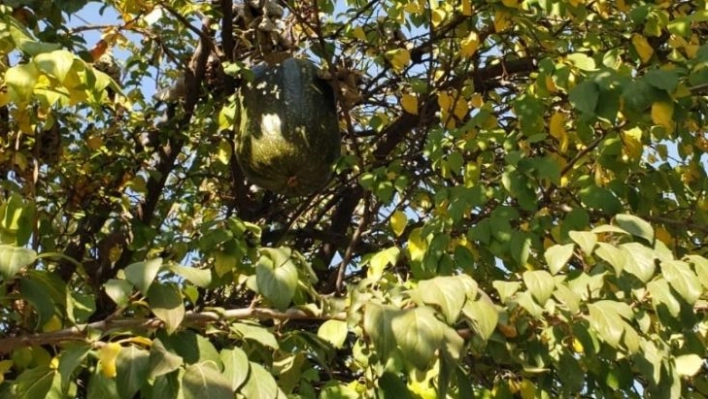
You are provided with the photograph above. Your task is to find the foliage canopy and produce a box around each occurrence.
[1,0,708,398]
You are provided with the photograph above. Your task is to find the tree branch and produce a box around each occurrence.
[0,307,345,355]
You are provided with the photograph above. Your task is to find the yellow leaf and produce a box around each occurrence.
[631,34,654,63]
[655,227,672,245]
[431,8,446,27]
[519,379,536,399]
[99,343,122,378]
[369,247,400,278]
[494,11,511,32]
[651,101,674,131]
[549,112,569,153]
[408,228,427,262]
[401,94,418,115]
[461,0,473,16]
[386,48,411,72]
[470,93,483,108]
[572,338,584,353]
[453,97,468,119]
[460,31,479,58]
[501,0,521,8]
[42,315,62,332]
[545,75,558,93]
[622,127,643,161]
[217,139,232,165]
[437,92,452,111]
[351,26,366,41]
[390,210,408,237]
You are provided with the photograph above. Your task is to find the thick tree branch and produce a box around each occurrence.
[0,307,345,355]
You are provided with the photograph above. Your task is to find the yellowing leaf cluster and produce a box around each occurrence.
[549,112,569,153]
[386,48,411,72]
[438,91,469,128]
[631,34,654,63]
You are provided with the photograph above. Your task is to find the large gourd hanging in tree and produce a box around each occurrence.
[235,57,341,196]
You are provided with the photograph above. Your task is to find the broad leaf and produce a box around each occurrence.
[413,276,467,323]
[116,345,150,399]
[317,319,348,349]
[522,270,555,305]
[462,299,499,341]
[239,362,283,399]
[0,245,37,280]
[220,347,249,391]
[615,214,654,243]
[182,362,233,399]
[148,282,185,334]
[255,253,298,311]
[148,339,183,378]
[661,260,701,305]
[544,244,574,275]
[391,307,445,370]
[124,258,163,296]
[568,231,597,255]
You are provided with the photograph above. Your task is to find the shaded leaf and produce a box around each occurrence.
[116,345,150,399]
[147,283,185,334]
[182,362,233,399]
[363,303,400,361]
[256,253,298,311]
[13,366,55,399]
[148,339,183,378]
[124,258,163,296]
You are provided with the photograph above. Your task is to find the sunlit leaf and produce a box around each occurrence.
[522,270,555,305]
[124,258,163,296]
[0,245,37,280]
[661,260,701,305]
[116,345,149,399]
[544,244,574,275]
[391,307,445,370]
[318,319,348,349]
[220,347,249,391]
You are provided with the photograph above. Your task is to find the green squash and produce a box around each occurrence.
[235,58,341,196]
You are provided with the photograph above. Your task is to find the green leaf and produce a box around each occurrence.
[124,258,163,296]
[151,372,180,399]
[553,284,580,314]
[0,245,37,280]
[647,279,681,317]
[568,231,597,255]
[510,231,532,267]
[569,80,599,114]
[363,303,400,361]
[116,345,150,399]
[87,369,119,399]
[413,276,468,324]
[58,344,90,391]
[165,265,212,288]
[20,277,58,327]
[148,339,183,378]
[522,270,555,305]
[462,299,499,341]
[661,260,701,305]
[644,69,679,92]
[220,347,249,391]
[378,372,414,398]
[614,214,654,243]
[104,279,134,307]
[391,307,445,370]
[674,354,703,377]
[580,186,622,214]
[239,362,283,399]
[182,362,234,399]
[567,53,596,71]
[317,319,348,349]
[148,283,185,334]
[13,366,56,399]
[5,63,39,103]
[34,50,75,83]
[230,323,279,349]
[595,243,627,275]
[320,382,360,399]
[686,255,708,290]
[544,244,575,274]
[255,252,298,311]
[621,243,656,283]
